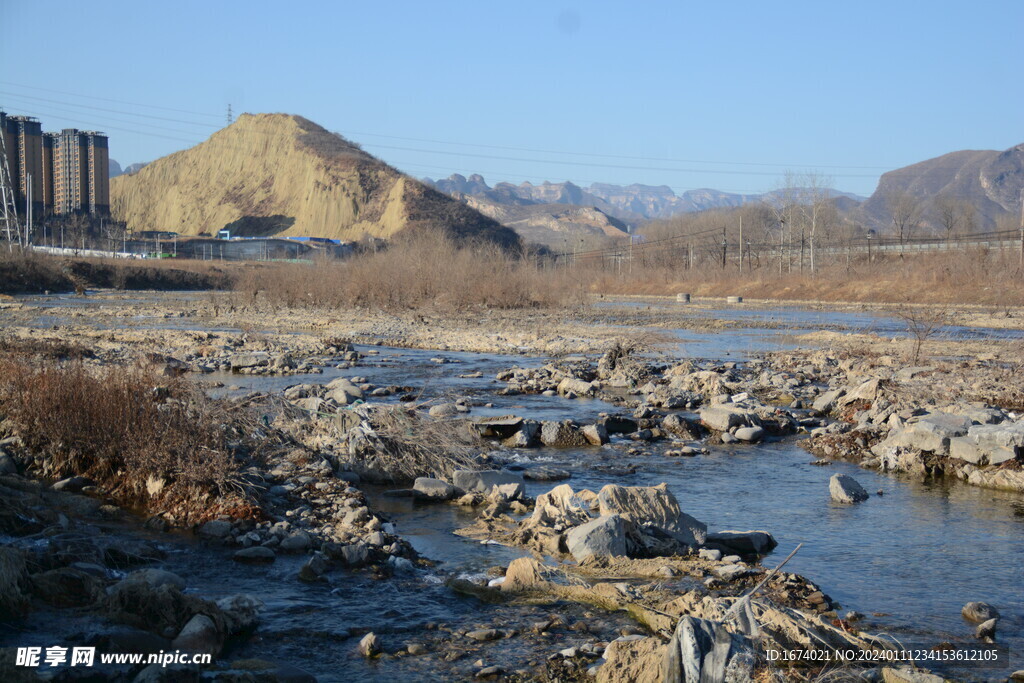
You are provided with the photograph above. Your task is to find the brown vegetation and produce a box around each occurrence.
[0,361,253,523]
[234,229,584,311]
[0,250,235,295]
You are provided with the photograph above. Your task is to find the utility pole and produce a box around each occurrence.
[778,219,785,275]
[25,172,32,247]
[721,228,727,269]
[1019,188,1023,272]
[738,215,743,272]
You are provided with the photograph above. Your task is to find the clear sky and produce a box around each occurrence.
[2,0,1021,197]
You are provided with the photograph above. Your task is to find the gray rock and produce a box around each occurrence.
[489,482,525,501]
[581,423,609,446]
[540,420,588,447]
[358,632,381,657]
[298,553,330,582]
[976,617,998,640]
[597,483,707,546]
[198,520,233,539]
[962,601,999,622]
[830,473,869,503]
[230,352,271,370]
[698,548,722,561]
[334,543,370,568]
[523,466,571,481]
[0,452,16,475]
[428,403,459,418]
[125,569,186,591]
[233,546,276,564]
[565,515,630,562]
[557,377,596,397]
[812,389,846,414]
[711,564,750,582]
[279,531,312,552]
[52,476,94,493]
[733,426,766,442]
[453,469,525,494]
[699,404,759,431]
[661,414,702,439]
[412,477,459,501]
[706,530,778,556]
[171,614,221,656]
[466,628,501,641]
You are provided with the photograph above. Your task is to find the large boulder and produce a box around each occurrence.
[540,420,589,448]
[324,377,364,406]
[812,388,846,414]
[501,557,548,592]
[661,414,702,440]
[950,422,1024,466]
[528,484,591,529]
[557,377,596,397]
[599,414,639,435]
[171,614,222,656]
[230,353,270,371]
[830,473,869,503]
[699,404,759,432]
[705,530,778,556]
[412,477,459,501]
[879,412,973,455]
[565,515,630,562]
[597,484,706,546]
[452,470,524,496]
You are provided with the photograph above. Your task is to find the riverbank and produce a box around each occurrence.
[1,291,1022,681]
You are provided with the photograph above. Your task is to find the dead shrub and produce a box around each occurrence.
[0,361,252,523]
[340,404,479,482]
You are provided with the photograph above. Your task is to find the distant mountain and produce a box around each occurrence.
[457,193,630,247]
[861,144,1024,230]
[123,162,149,175]
[109,159,123,179]
[110,114,518,247]
[424,174,865,224]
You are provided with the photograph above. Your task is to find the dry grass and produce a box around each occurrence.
[340,404,480,483]
[0,249,236,294]
[574,248,1024,306]
[234,229,584,311]
[0,361,252,523]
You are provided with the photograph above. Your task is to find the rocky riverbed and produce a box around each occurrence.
[1,290,1023,682]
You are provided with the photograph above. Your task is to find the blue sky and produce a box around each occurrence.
[2,0,1021,197]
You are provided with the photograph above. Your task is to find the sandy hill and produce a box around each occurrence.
[110,114,519,247]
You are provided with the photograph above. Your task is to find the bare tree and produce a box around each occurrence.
[887,191,922,257]
[794,172,834,275]
[933,193,970,244]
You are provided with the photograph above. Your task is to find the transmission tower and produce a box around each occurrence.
[226,103,233,126]
[0,125,22,249]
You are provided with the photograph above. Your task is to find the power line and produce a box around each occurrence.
[0,96,215,139]
[0,80,222,119]
[339,129,895,170]
[0,90,221,128]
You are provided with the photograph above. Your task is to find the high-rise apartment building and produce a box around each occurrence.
[0,111,109,218]
[0,113,44,217]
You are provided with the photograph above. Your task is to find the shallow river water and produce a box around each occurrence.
[4,292,1023,680]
